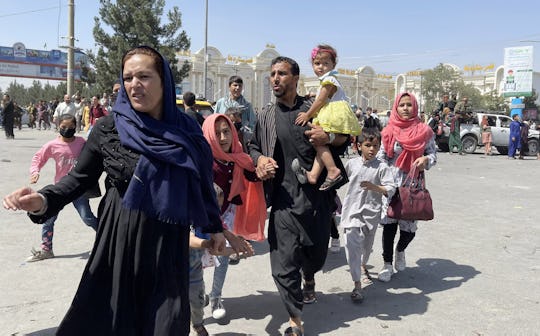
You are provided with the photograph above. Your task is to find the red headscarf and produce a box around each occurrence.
[202,114,255,201]
[381,92,433,172]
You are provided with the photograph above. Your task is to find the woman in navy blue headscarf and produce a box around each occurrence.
[3,46,225,335]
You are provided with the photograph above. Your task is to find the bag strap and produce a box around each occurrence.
[404,165,426,189]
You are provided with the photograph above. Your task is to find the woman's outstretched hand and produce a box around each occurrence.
[3,187,44,212]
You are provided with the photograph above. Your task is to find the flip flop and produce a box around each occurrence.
[291,158,308,184]
[319,174,343,191]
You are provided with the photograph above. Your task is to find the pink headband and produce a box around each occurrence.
[311,47,336,61]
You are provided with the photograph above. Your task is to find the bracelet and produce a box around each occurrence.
[327,133,336,144]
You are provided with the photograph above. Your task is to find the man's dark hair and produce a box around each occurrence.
[356,127,381,144]
[183,91,196,107]
[271,56,300,76]
[224,107,242,118]
[228,75,243,86]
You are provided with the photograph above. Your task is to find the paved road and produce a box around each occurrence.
[1,128,539,335]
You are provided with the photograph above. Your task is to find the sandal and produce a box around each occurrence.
[361,269,373,285]
[291,158,308,184]
[284,326,304,336]
[350,288,364,303]
[319,174,344,191]
[302,281,317,304]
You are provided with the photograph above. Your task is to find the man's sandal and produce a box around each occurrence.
[284,326,304,336]
[302,281,317,304]
[350,288,364,303]
[319,174,343,191]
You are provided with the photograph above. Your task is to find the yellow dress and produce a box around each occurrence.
[312,71,361,135]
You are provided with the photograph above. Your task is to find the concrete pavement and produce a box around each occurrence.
[0,127,539,335]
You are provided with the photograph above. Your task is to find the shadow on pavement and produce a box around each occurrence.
[53,250,90,260]
[304,258,480,334]
[24,327,57,335]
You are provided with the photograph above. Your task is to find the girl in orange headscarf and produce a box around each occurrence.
[376,92,437,283]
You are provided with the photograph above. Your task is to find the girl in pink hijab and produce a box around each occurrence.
[201,114,262,320]
[376,92,437,283]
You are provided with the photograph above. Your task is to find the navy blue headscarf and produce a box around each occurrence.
[113,46,220,229]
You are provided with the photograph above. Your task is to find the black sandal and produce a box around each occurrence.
[302,281,317,304]
[284,326,304,336]
[350,288,364,303]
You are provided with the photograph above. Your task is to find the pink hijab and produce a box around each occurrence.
[381,92,433,172]
[202,114,255,201]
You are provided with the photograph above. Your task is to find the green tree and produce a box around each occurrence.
[90,0,191,93]
[5,81,27,105]
[421,64,462,113]
[480,89,508,113]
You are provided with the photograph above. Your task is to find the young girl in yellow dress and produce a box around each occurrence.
[293,44,361,191]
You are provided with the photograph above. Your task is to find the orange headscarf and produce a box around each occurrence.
[381,92,433,172]
[202,114,255,201]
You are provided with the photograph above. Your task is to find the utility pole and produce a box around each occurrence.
[203,0,208,99]
[67,0,75,97]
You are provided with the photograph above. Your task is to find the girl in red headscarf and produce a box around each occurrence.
[201,113,263,321]
[376,92,437,283]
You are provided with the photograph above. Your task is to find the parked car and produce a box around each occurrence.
[434,112,539,156]
[176,99,214,119]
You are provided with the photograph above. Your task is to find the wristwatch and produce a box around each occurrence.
[327,132,336,144]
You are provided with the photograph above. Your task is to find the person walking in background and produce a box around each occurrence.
[377,92,436,283]
[88,96,107,133]
[508,114,521,159]
[363,107,381,130]
[53,94,76,127]
[3,46,226,335]
[26,114,98,262]
[183,91,205,126]
[37,100,51,130]
[292,44,361,191]
[481,115,493,155]
[215,75,257,131]
[518,120,529,159]
[448,113,464,155]
[2,94,15,139]
[341,127,395,302]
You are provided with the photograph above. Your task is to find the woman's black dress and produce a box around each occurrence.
[31,116,217,335]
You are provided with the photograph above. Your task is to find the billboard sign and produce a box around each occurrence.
[0,42,88,81]
[503,46,534,97]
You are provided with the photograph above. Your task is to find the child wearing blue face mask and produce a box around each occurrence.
[26,113,98,262]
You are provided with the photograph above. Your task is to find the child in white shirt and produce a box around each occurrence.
[340,128,395,302]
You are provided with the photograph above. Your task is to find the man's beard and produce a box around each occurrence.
[273,89,284,98]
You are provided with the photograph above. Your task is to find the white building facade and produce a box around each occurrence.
[177,47,539,113]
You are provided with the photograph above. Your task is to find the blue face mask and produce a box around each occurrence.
[59,127,76,138]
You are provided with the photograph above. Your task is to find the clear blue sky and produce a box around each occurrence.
[1,0,540,88]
